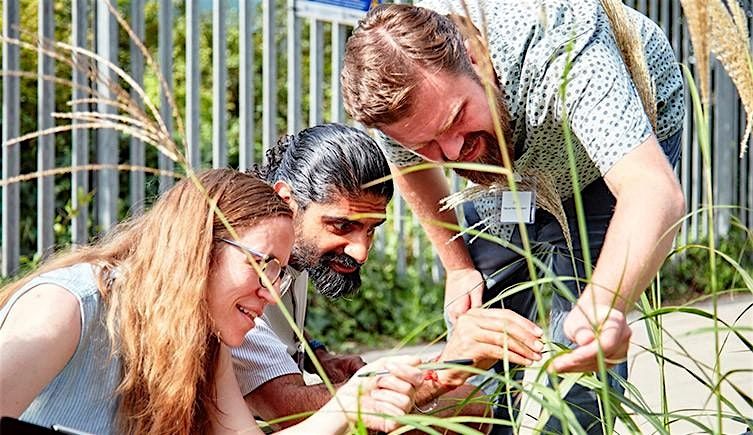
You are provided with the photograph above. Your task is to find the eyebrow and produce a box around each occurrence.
[437,101,465,137]
[322,216,386,228]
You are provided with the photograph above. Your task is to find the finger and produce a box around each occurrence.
[471,325,544,359]
[376,373,415,396]
[470,285,484,308]
[469,308,543,337]
[361,355,421,373]
[370,387,413,411]
[549,339,609,373]
[382,362,423,387]
[472,342,535,367]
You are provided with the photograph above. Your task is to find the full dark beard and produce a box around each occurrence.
[290,240,362,299]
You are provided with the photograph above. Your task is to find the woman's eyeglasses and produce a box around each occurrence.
[220,238,292,297]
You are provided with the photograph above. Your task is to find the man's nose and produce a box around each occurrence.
[436,132,464,161]
[344,237,370,264]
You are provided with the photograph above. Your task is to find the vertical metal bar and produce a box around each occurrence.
[394,187,406,276]
[331,23,346,123]
[658,0,670,36]
[239,0,255,170]
[287,0,301,135]
[647,0,658,22]
[748,132,753,229]
[130,0,145,213]
[673,0,690,245]
[37,0,55,257]
[412,214,424,279]
[637,0,647,14]
[712,65,736,238]
[432,253,445,284]
[213,1,227,168]
[2,0,20,276]
[96,0,119,230]
[262,0,277,160]
[739,97,749,229]
[309,18,324,126]
[186,0,201,169]
[158,0,174,190]
[72,0,90,244]
[287,0,301,134]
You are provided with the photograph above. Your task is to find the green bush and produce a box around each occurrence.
[660,221,752,302]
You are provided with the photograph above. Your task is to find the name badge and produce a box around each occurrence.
[500,190,536,224]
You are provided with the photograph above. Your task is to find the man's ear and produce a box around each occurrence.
[464,38,479,66]
[273,180,294,206]
[463,37,496,87]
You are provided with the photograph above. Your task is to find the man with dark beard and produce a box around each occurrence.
[231,123,545,432]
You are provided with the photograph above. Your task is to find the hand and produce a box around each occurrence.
[439,308,544,387]
[334,356,423,432]
[312,349,367,384]
[444,268,485,325]
[549,303,632,373]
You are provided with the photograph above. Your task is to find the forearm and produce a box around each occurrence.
[393,165,474,271]
[583,176,684,311]
[279,398,349,435]
[245,376,339,428]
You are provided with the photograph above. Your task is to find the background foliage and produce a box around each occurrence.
[2,0,751,354]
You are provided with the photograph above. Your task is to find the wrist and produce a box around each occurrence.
[303,340,328,373]
[312,399,349,433]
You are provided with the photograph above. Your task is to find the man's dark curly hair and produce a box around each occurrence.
[249,123,393,209]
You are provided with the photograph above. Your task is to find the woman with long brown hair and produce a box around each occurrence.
[0,168,422,435]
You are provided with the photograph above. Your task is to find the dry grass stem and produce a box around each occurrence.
[103,0,188,146]
[66,98,152,126]
[440,170,572,251]
[680,0,711,105]
[0,69,101,100]
[0,164,181,187]
[601,0,657,129]
[708,0,753,156]
[53,111,162,140]
[58,41,174,150]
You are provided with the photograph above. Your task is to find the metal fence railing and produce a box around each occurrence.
[2,0,752,279]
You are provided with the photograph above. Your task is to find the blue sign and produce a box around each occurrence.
[306,0,376,11]
[296,0,382,24]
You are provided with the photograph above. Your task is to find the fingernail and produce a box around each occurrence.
[533,340,545,351]
[535,326,544,335]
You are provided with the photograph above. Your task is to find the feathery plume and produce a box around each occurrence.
[680,0,711,106]
[708,0,753,156]
[600,0,658,130]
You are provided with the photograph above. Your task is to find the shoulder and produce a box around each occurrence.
[0,284,82,416]
[1,283,82,341]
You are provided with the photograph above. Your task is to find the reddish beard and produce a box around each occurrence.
[453,132,515,186]
[452,91,514,186]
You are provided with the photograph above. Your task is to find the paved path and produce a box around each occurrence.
[362,293,753,434]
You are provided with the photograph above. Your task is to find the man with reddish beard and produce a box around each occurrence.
[341,2,685,434]
[231,123,544,432]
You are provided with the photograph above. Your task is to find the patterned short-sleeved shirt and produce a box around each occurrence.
[378,0,684,241]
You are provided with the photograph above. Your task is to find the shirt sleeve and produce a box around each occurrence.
[231,315,302,396]
[375,131,426,167]
[555,28,653,175]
